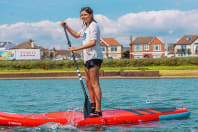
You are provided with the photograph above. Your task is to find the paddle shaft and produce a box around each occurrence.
[63,24,91,118]
[63,24,88,98]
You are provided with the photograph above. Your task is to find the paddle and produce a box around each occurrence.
[62,23,91,119]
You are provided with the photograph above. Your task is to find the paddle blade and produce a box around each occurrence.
[83,96,91,119]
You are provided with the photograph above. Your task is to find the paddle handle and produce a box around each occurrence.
[63,24,88,98]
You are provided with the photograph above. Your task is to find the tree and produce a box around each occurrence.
[122,50,130,58]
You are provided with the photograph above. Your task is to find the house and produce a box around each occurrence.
[130,36,165,59]
[52,50,70,60]
[100,38,123,59]
[166,43,176,57]
[54,50,81,60]
[175,35,198,57]
[11,39,46,58]
[0,41,16,50]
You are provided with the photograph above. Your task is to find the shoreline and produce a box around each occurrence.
[0,76,198,80]
[0,70,198,80]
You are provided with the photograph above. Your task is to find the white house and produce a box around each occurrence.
[100,38,123,59]
[175,35,198,57]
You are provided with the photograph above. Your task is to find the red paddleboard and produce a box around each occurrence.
[0,107,190,127]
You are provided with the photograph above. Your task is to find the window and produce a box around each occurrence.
[144,44,149,50]
[111,46,117,52]
[153,55,161,58]
[185,37,192,41]
[112,55,118,58]
[181,45,187,49]
[134,45,142,51]
[152,44,161,51]
[100,46,106,51]
[196,44,198,49]
[134,55,142,59]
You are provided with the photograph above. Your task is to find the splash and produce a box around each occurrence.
[65,106,84,127]
[36,106,84,130]
[36,122,79,131]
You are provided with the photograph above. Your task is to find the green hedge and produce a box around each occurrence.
[0,57,198,70]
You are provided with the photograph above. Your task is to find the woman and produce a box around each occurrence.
[61,7,103,117]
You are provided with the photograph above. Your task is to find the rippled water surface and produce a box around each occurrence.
[0,78,197,131]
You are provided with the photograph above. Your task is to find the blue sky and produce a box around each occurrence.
[1,0,198,48]
[1,0,197,25]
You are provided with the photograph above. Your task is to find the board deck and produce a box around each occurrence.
[0,107,190,127]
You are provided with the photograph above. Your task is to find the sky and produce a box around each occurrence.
[0,0,198,49]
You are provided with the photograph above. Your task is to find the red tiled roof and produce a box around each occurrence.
[176,35,198,45]
[100,41,106,46]
[100,38,121,46]
[55,50,81,57]
[132,37,155,44]
[11,40,44,50]
[55,50,70,56]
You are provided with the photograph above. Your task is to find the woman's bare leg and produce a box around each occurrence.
[84,67,95,103]
[88,66,102,112]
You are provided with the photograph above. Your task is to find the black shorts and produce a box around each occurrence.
[84,59,103,69]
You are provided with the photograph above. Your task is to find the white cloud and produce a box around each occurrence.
[118,10,198,33]
[0,10,198,49]
[95,14,120,34]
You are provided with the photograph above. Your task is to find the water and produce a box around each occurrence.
[0,78,197,131]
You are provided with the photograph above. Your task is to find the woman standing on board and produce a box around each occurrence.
[61,7,103,117]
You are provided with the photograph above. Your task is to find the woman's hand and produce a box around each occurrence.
[60,21,68,28]
[60,21,80,38]
[69,47,78,51]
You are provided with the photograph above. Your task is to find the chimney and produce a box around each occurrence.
[130,35,133,45]
[30,40,35,48]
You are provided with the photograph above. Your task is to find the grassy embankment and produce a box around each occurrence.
[1,57,198,76]
[1,66,198,76]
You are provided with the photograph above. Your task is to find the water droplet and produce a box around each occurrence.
[146,99,151,103]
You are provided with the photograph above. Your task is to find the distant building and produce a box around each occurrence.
[54,50,80,60]
[100,38,123,59]
[0,41,16,50]
[175,35,198,57]
[11,39,46,58]
[167,43,176,57]
[130,36,165,59]
[123,47,130,52]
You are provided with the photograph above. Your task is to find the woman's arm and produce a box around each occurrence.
[60,22,80,38]
[69,40,96,51]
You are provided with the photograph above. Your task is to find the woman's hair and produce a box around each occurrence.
[80,7,96,24]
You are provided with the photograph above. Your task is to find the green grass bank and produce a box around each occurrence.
[1,57,198,77]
